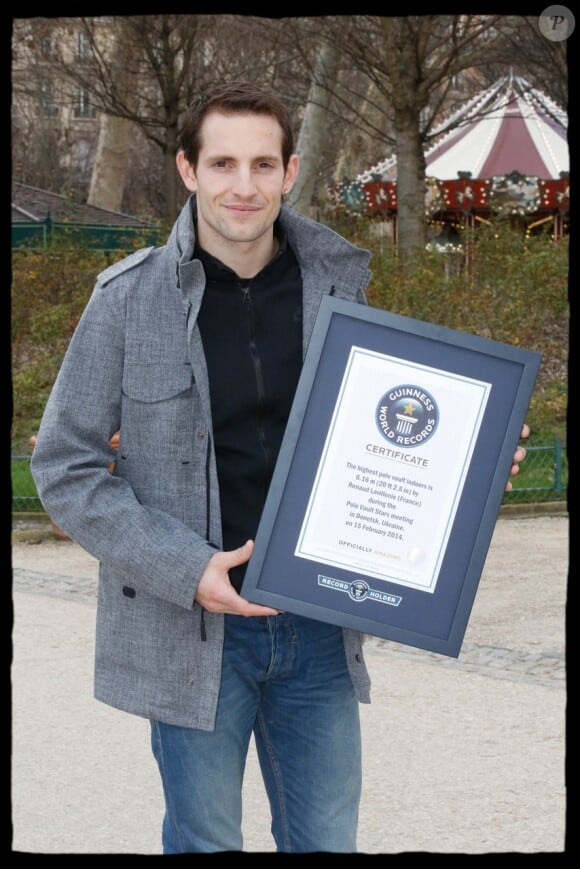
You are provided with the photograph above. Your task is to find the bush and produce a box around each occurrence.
[334,219,568,443]
[10,224,568,451]
[11,244,136,451]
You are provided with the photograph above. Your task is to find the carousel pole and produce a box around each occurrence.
[464,213,475,278]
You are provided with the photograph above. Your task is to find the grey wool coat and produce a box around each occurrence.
[31,196,373,729]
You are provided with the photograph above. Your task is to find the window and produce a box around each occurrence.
[73,87,96,119]
[76,30,92,61]
[73,138,92,182]
[38,33,57,61]
[40,82,59,117]
[450,73,461,92]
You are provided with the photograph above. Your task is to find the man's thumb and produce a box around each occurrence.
[229,539,254,567]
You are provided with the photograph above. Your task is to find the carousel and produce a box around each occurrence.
[329,74,569,245]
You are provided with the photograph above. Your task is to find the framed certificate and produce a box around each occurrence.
[240,296,541,657]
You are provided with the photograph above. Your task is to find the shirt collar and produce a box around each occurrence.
[193,218,288,280]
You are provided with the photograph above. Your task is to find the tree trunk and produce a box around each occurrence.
[394,113,426,272]
[333,79,384,182]
[86,18,137,213]
[164,123,179,227]
[381,17,429,272]
[287,41,341,218]
[87,114,133,212]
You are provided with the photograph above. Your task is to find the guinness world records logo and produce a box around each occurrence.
[376,384,439,447]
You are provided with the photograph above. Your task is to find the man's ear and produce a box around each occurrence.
[283,154,300,192]
[176,151,197,192]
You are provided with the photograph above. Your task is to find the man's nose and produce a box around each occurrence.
[232,169,257,196]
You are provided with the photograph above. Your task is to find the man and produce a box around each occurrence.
[31,81,528,854]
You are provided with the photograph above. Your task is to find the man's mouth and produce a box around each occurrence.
[224,203,262,212]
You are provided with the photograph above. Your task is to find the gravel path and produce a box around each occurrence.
[11,514,568,854]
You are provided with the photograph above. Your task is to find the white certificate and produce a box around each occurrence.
[295,346,491,592]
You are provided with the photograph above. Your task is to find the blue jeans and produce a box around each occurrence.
[150,612,362,853]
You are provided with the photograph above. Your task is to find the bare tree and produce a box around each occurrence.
[14,15,318,224]
[88,114,135,212]
[52,15,211,225]
[87,19,136,211]
[315,15,526,271]
[332,77,392,181]
[266,17,379,216]
[287,41,341,217]
[485,15,568,109]
[12,18,78,193]
[15,14,564,252]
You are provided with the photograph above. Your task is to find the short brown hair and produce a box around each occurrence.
[178,81,295,169]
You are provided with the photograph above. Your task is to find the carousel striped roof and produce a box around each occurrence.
[358,74,568,183]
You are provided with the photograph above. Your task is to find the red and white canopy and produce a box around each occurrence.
[359,74,568,183]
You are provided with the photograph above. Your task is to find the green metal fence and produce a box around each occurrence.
[11,439,568,513]
[501,438,568,505]
[12,219,162,252]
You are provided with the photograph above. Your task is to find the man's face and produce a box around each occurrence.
[177,110,298,258]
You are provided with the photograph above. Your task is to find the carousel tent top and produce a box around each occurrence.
[358,73,568,183]
[331,74,569,230]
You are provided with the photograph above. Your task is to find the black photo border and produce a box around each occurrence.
[241,296,541,658]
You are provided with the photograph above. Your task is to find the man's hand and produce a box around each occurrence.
[505,423,530,492]
[195,540,281,616]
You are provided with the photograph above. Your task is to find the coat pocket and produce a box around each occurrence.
[122,361,193,403]
[120,362,198,463]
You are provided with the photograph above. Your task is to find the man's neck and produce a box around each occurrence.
[196,229,279,280]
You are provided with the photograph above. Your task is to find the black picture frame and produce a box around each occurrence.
[241,296,541,657]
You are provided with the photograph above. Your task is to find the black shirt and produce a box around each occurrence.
[195,224,303,591]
